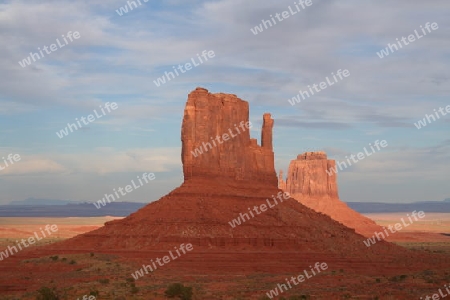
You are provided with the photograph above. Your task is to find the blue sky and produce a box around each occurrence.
[0,0,449,204]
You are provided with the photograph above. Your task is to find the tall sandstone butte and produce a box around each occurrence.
[279,151,383,237]
[7,88,444,299]
[43,88,400,264]
[182,87,277,187]
[281,151,339,198]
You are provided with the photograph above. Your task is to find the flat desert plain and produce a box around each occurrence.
[0,217,123,249]
[0,214,449,299]
[363,212,450,256]
[1,213,449,251]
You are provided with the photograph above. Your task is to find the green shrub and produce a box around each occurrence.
[164,283,193,300]
[36,286,59,300]
[389,275,408,282]
[98,278,110,285]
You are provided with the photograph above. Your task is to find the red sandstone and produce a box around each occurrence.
[1,88,449,299]
[279,151,383,237]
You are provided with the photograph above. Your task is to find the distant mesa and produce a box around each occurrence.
[279,151,383,237]
[4,88,449,300]
[43,88,400,269]
[279,151,338,199]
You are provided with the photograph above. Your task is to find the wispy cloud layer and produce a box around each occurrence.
[0,0,449,203]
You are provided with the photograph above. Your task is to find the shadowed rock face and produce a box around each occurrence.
[279,151,383,237]
[10,88,447,297]
[45,88,396,257]
[181,87,276,187]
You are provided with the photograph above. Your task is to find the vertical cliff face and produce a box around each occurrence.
[43,87,397,262]
[283,151,338,199]
[181,87,276,186]
[280,151,382,237]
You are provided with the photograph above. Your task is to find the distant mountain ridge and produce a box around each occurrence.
[347,199,450,213]
[0,202,146,217]
[1,198,448,217]
[8,198,83,206]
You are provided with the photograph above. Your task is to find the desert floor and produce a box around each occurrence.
[0,214,449,299]
[364,213,450,250]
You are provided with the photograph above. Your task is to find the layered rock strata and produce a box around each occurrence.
[45,88,396,260]
[279,151,383,237]
[182,87,276,187]
[282,151,338,198]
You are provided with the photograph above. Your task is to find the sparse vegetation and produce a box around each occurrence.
[98,278,110,285]
[131,285,139,294]
[389,274,408,282]
[164,283,193,300]
[36,286,59,300]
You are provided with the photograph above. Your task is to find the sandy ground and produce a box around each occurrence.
[0,214,450,299]
[0,213,449,241]
[363,212,450,243]
[364,213,450,233]
[0,216,123,239]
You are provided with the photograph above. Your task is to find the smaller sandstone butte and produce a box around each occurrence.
[280,151,383,237]
[182,87,276,187]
